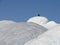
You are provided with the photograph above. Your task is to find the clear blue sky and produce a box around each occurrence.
[0,0,60,23]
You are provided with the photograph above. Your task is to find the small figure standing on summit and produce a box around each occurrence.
[38,14,40,16]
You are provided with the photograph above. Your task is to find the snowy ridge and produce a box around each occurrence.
[25,16,60,45]
[25,24,60,45]
[0,20,47,45]
[27,16,58,29]
[0,16,59,45]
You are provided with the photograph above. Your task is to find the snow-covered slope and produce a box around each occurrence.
[0,20,47,45]
[27,16,58,29]
[0,16,59,45]
[25,24,60,45]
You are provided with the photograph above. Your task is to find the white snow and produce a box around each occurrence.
[25,24,60,45]
[42,21,58,29]
[0,16,59,45]
[27,16,58,29]
[0,20,47,45]
[27,16,48,25]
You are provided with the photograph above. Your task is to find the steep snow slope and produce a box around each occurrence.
[0,16,59,45]
[25,24,60,45]
[27,16,58,29]
[0,20,47,45]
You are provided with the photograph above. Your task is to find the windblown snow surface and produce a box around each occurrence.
[0,20,47,45]
[0,16,59,45]
[25,24,60,45]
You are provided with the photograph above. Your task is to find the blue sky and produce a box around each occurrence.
[0,0,60,23]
